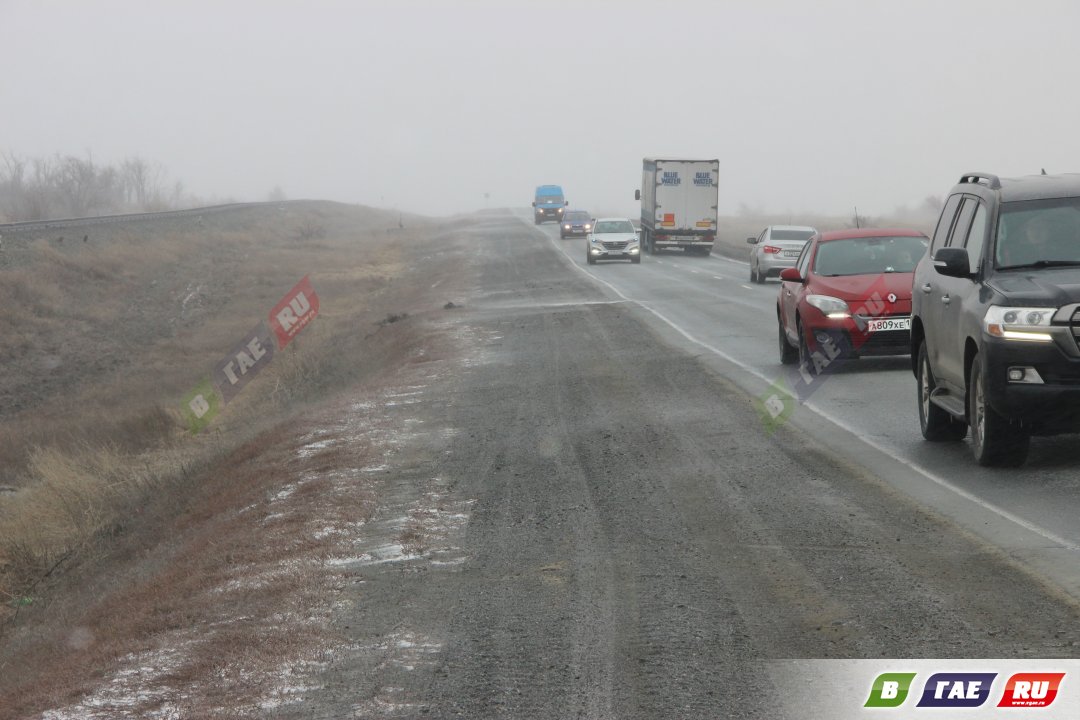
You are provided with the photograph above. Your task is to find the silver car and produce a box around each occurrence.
[746,225,817,283]
[587,218,641,265]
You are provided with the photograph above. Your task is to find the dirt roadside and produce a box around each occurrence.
[6,210,1080,719]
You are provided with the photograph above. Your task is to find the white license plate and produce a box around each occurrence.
[866,317,910,332]
[783,250,800,257]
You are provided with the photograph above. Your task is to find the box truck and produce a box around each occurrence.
[635,158,718,255]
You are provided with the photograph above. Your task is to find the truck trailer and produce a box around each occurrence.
[635,158,718,255]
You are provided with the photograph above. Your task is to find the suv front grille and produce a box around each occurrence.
[603,241,628,250]
[1071,306,1080,352]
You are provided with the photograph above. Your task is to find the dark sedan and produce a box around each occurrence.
[560,210,593,239]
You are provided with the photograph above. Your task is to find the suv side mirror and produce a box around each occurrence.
[933,247,972,278]
[532,201,536,207]
[779,268,804,283]
[565,200,569,206]
[746,236,757,244]
[635,189,641,201]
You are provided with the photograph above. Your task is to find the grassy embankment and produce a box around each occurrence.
[0,202,425,613]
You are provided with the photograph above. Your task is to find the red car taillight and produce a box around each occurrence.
[762,245,782,254]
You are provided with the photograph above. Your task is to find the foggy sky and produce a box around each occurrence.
[4,0,1079,219]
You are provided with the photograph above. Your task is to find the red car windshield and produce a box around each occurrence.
[813,236,927,276]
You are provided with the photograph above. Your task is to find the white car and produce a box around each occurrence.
[587,218,641,265]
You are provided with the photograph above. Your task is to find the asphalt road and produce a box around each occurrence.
[308,211,1080,719]
[535,216,1080,600]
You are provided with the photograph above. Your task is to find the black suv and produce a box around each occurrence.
[912,171,1080,466]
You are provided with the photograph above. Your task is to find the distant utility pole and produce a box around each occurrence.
[854,206,861,229]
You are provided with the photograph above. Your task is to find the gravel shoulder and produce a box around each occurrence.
[305,213,1080,718]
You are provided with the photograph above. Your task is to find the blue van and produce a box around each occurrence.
[533,185,567,225]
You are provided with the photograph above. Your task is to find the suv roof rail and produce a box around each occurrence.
[958,171,1001,190]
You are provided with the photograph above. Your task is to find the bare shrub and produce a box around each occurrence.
[293,217,326,241]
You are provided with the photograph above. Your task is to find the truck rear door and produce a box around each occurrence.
[653,161,718,234]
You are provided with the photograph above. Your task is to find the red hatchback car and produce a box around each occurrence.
[777,228,929,372]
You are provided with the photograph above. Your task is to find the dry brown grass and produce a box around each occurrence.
[0,202,420,611]
[0,412,387,717]
[0,196,456,715]
[399,523,429,556]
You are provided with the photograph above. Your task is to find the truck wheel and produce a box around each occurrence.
[969,358,1029,466]
[917,343,967,441]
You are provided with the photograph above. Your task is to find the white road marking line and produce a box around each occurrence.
[710,254,750,266]
[712,275,724,280]
[531,218,1079,554]
[689,269,700,274]
[740,284,754,290]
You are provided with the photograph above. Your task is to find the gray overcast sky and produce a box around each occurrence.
[4,0,1079,218]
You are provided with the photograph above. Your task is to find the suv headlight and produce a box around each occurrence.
[806,295,850,319]
[984,305,1055,342]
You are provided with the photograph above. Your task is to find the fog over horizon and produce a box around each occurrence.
[4,0,1079,220]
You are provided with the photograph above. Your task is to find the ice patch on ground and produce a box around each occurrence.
[297,437,337,458]
[41,640,194,719]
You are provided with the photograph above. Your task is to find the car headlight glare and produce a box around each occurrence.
[984,305,1056,342]
[806,294,850,318]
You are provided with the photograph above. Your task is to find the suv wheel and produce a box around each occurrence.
[917,343,967,441]
[969,359,1030,466]
[779,319,798,365]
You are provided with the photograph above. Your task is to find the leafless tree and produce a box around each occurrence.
[121,156,165,210]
